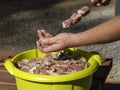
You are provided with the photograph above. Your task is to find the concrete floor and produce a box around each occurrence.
[1,0,120,82]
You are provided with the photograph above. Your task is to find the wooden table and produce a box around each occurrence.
[0,50,115,90]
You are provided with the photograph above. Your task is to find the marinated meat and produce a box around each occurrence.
[16,51,89,75]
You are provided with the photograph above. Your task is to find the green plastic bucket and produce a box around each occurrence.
[4,48,102,90]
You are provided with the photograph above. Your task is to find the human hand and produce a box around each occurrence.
[36,30,74,53]
[90,0,111,6]
[36,29,52,51]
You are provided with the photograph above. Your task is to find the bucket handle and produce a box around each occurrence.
[4,60,15,75]
[90,51,102,65]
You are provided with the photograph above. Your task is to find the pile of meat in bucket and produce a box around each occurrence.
[16,51,89,75]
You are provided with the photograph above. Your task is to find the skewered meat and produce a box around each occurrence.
[62,6,90,28]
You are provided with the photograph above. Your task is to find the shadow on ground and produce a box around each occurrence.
[0,0,66,17]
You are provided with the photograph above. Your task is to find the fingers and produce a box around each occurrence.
[90,0,102,6]
[36,39,58,53]
[37,29,53,45]
[40,45,57,53]
[37,29,45,39]
[37,29,52,39]
[36,39,51,52]
[101,0,111,6]
[37,42,63,53]
[90,0,111,6]
[90,0,99,4]
[37,29,55,52]
[36,33,63,53]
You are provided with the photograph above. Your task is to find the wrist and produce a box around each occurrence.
[66,33,79,47]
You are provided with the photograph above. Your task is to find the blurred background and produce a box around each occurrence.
[1,0,120,82]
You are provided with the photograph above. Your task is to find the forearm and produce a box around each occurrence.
[69,16,120,47]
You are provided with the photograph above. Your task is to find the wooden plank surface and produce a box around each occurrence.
[0,50,18,90]
[0,50,19,61]
[93,58,113,83]
[0,85,17,90]
[90,58,113,90]
[0,71,15,83]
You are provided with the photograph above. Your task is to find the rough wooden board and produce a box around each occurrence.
[90,58,113,90]
[0,50,18,90]
[105,80,120,84]
[0,72,15,83]
[0,85,17,90]
[0,50,19,63]
[0,63,6,70]
[90,79,103,90]
[93,58,113,83]
[102,82,120,90]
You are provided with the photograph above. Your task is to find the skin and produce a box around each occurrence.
[90,0,111,6]
[36,16,120,53]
